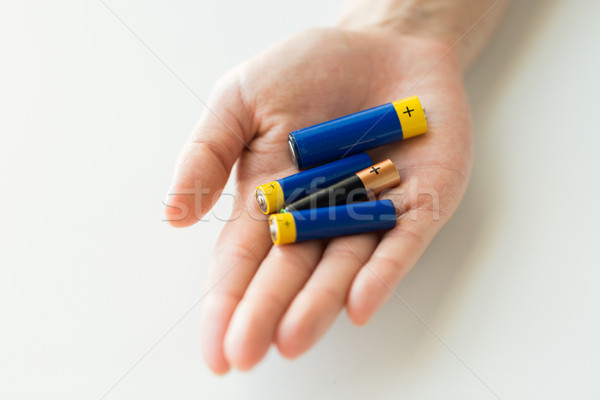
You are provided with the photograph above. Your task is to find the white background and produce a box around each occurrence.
[1,1,599,399]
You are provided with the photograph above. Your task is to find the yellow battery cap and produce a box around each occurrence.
[256,181,284,214]
[268,213,297,245]
[392,96,428,139]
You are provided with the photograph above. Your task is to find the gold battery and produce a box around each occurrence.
[355,159,400,195]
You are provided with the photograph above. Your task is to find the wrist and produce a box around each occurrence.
[337,0,511,72]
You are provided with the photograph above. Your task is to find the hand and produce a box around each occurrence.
[165,27,472,373]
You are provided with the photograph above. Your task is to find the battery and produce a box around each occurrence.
[268,199,397,245]
[288,96,427,169]
[283,159,400,212]
[255,152,372,214]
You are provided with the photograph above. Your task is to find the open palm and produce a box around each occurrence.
[165,28,473,373]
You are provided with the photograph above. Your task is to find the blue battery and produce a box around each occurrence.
[269,200,397,244]
[255,152,372,214]
[288,96,427,169]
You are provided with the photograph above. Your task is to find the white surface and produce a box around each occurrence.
[1,1,599,399]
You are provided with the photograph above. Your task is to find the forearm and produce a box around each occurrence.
[338,0,511,71]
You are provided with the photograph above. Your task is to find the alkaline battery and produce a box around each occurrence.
[255,152,372,214]
[284,159,400,212]
[288,96,427,169]
[268,199,397,245]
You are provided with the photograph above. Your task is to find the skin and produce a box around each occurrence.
[165,0,511,374]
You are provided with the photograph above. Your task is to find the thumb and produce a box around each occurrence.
[164,71,255,227]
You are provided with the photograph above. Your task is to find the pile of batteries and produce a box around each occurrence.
[255,96,428,245]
